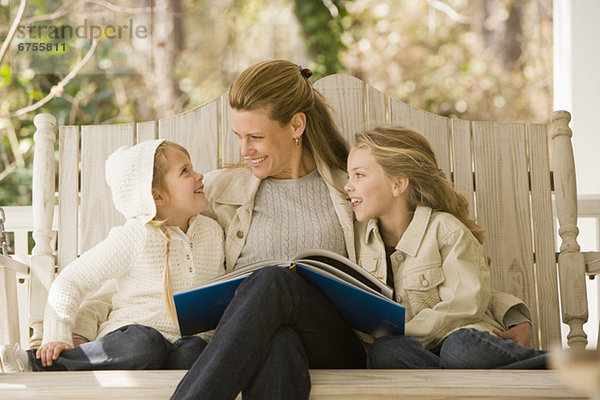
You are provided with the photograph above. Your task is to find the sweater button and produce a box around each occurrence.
[236,231,244,239]
[186,254,191,260]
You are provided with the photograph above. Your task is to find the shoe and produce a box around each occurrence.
[0,344,31,373]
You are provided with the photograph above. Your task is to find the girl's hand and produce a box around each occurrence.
[493,322,532,348]
[36,341,72,367]
[72,337,89,347]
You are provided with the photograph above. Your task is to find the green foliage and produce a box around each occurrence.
[0,0,553,208]
[1,4,141,206]
[292,0,347,78]
[341,1,552,123]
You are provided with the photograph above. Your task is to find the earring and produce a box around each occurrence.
[294,137,300,146]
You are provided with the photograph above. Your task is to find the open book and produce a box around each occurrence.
[173,249,405,338]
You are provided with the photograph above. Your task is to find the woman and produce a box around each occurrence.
[170,60,366,400]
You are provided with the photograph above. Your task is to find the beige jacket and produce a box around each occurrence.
[203,162,356,271]
[355,206,528,350]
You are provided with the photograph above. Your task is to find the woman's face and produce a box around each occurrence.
[231,108,303,179]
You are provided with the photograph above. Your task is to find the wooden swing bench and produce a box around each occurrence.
[0,74,596,399]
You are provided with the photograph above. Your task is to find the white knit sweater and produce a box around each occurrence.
[43,214,225,346]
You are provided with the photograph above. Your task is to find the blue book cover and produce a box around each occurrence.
[293,262,404,337]
[174,274,248,336]
[173,250,404,337]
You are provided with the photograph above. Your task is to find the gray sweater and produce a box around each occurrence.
[235,169,347,268]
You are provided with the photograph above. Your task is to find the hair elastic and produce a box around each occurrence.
[299,67,313,79]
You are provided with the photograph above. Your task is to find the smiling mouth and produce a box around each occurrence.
[351,198,362,208]
[194,188,204,194]
[249,156,267,167]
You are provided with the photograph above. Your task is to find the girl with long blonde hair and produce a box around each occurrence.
[346,126,547,369]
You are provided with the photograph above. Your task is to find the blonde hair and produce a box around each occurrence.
[354,126,485,244]
[228,59,348,171]
[150,140,191,326]
[152,140,190,193]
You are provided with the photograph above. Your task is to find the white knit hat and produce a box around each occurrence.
[105,139,165,224]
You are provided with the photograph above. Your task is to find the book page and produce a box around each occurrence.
[173,260,289,294]
[293,260,389,299]
[294,249,393,299]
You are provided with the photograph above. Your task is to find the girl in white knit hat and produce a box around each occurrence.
[0,139,225,372]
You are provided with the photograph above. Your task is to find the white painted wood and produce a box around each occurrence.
[158,100,219,174]
[1,206,57,256]
[315,74,366,145]
[0,254,28,275]
[472,121,542,348]
[57,126,79,271]
[29,114,58,345]
[366,83,387,129]
[584,251,600,275]
[136,121,157,143]
[0,255,26,345]
[551,110,589,349]
[450,119,475,217]
[31,114,57,259]
[528,123,562,349]
[0,370,586,399]
[80,124,134,253]
[388,98,452,180]
[1,205,50,347]
[220,90,240,167]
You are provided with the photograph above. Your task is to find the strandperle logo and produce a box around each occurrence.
[8,11,151,75]
[16,18,149,40]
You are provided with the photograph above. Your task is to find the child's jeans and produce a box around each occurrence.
[369,327,547,369]
[28,324,207,371]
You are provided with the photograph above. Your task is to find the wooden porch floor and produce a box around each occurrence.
[0,369,586,399]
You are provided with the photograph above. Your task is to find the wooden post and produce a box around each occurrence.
[551,110,589,349]
[0,255,28,345]
[29,113,57,348]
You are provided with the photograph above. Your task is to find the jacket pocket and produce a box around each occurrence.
[403,267,445,315]
[357,255,379,273]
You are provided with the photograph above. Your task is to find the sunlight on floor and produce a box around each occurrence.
[93,370,140,387]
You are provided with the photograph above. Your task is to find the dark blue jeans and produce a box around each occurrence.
[171,266,366,400]
[28,324,207,371]
[369,328,547,369]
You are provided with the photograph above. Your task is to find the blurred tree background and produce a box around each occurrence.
[0,0,552,206]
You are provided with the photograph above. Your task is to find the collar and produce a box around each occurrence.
[364,206,432,257]
[212,168,261,206]
[365,218,381,244]
[395,206,432,256]
[158,214,206,241]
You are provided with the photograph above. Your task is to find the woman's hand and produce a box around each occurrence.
[36,341,73,367]
[493,322,532,348]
